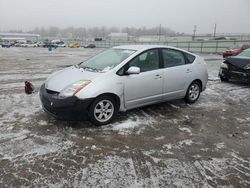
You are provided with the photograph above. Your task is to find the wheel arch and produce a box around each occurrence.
[95,93,121,109]
[193,79,202,89]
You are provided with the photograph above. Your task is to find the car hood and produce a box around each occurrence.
[45,66,101,92]
[225,56,250,69]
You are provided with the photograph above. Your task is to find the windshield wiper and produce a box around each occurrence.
[74,64,80,68]
[81,66,100,72]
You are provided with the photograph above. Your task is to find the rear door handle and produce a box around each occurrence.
[186,69,192,73]
[154,74,162,79]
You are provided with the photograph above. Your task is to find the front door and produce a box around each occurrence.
[124,49,163,109]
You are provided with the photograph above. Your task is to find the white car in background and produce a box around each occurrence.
[20,43,38,47]
[40,45,208,125]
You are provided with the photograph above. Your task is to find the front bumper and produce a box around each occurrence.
[39,84,94,120]
[219,68,250,82]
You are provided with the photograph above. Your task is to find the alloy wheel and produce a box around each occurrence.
[94,100,114,123]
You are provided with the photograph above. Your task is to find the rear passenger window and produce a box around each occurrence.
[162,49,186,68]
[185,53,196,64]
[129,49,159,72]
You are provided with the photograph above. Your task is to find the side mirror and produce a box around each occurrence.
[126,66,140,75]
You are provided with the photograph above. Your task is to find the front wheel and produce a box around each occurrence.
[184,81,201,103]
[88,95,117,126]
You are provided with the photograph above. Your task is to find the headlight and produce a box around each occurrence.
[59,80,91,97]
[220,62,228,69]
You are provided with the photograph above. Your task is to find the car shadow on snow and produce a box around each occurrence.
[39,99,190,130]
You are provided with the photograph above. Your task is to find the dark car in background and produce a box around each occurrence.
[222,44,250,58]
[42,42,58,48]
[1,42,12,48]
[84,44,96,48]
[219,49,250,83]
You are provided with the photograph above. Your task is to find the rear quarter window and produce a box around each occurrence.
[185,53,196,64]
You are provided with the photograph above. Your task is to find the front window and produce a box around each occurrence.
[79,49,135,72]
[129,49,160,72]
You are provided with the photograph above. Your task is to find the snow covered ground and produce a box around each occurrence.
[0,47,250,187]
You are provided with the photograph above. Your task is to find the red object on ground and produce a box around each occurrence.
[24,81,34,94]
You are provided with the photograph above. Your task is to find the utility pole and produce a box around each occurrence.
[192,25,197,41]
[126,27,129,41]
[102,27,105,38]
[158,24,161,41]
[213,23,217,39]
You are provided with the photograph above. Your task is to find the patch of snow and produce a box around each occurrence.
[0,131,74,160]
[0,93,41,127]
[155,136,165,140]
[179,127,192,134]
[91,145,97,150]
[163,144,172,150]
[169,103,180,109]
[105,114,156,135]
[215,142,226,150]
[82,136,93,140]
[143,151,162,163]
[178,139,194,146]
[200,148,210,152]
[0,129,30,141]
[73,156,138,187]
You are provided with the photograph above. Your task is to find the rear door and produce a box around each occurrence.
[161,48,193,100]
[123,49,164,109]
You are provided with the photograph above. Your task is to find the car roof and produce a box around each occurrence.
[113,45,192,53]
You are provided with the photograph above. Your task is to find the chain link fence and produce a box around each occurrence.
[81,40,250,54]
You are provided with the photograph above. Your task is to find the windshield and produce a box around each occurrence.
[79,48,135,72]
[238,49,250,57]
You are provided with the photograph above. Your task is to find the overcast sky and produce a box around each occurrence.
[0,0,250,34]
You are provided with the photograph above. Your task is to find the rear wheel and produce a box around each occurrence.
[88,95,117,126]
[184,81,201,103]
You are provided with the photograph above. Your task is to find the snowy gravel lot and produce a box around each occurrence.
[0,47,250,187]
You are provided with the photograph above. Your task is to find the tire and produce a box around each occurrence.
[88,95,117,126]
[184,81,201,103]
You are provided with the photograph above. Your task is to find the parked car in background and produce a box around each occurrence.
[43,42,58,48]
[40,45,208,125]
[1,42,11,48]
[14,42,23,47]
[51,40,66,47]
[84,44,96,48]
[36,41,45,47]
[69,42,80,48]
[57,43,66,47]
[219,49,250,83]
[21,43,38,47]
[222,44,250,58]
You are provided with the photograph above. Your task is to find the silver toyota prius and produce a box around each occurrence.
[40,45,208,125]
